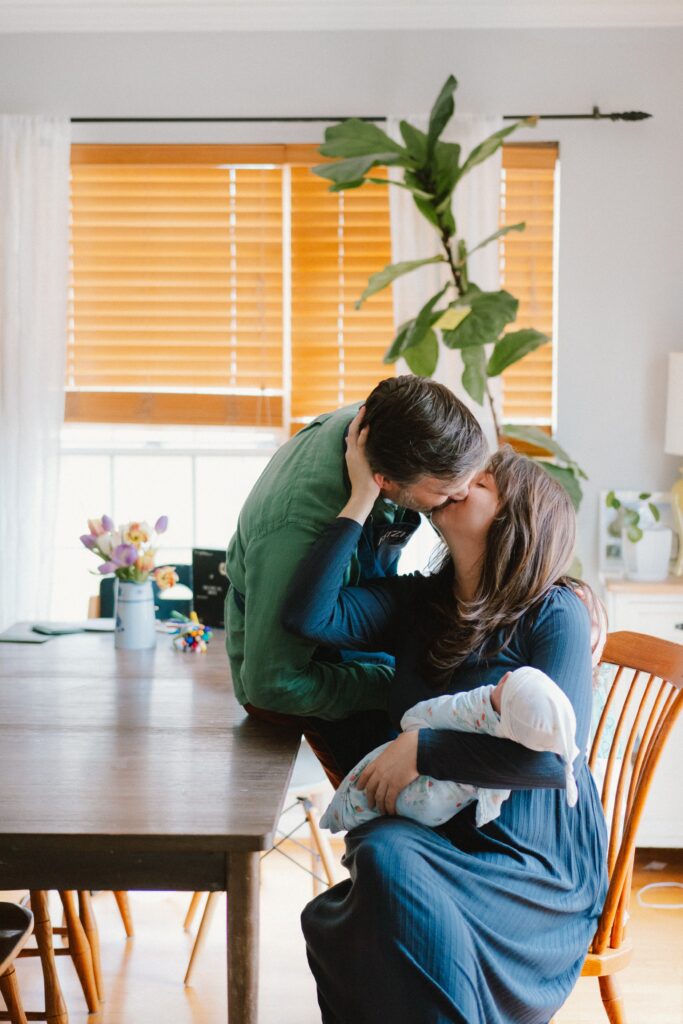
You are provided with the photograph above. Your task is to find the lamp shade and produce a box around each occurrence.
[665,353,683,456]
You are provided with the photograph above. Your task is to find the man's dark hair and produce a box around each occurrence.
[361,375,486,485]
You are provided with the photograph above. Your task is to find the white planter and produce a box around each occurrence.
[622,527,673,582]
[114,579,157,650]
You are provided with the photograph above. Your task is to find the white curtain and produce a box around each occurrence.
[0,116,71,629]
[386,113,504,451]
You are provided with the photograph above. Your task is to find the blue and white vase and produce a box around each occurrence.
[114,579,157,650]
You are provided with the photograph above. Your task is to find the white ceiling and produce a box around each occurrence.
[0,0,681,33]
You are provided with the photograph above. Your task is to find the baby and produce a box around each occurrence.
[320,666,580,832]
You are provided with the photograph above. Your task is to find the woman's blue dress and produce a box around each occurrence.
[283,519,609,1024]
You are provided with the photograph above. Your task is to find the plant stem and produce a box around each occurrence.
[440,230,501,445]
[441,233,462,293]
[486,384,501,445]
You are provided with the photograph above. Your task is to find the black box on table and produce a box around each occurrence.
[192,548,229,628]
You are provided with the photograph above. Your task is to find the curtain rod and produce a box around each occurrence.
[70,108,652,124]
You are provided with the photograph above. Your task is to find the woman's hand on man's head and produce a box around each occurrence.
[357,730,420,816]
[339,407,381,524]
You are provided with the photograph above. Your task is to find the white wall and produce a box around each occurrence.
[1,27,680,584]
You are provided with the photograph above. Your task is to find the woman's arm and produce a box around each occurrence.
[361,588,591,812]
[281,517,411,654]
[282,408,415,654]
[417,587,592,789]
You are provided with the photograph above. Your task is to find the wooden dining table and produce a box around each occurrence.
[0,626,301,1023]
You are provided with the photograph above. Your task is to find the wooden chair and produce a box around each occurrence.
[12,890,100,1020]
[0,901,33,1024]
[564,630,683,1023]
[182,738,338,986]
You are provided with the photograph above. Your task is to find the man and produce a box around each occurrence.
[225,375,487,785]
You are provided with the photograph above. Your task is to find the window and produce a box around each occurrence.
[67,144,395,433]
[499,143,558,428]
[68,141,556,435]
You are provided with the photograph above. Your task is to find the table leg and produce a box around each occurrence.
[227,851,259,1024]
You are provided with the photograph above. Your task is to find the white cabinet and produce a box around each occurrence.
[602,577,683,847]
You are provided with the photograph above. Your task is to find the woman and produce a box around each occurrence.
[282,414,608,1024]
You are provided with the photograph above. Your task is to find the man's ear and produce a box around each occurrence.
[373,472,389,490]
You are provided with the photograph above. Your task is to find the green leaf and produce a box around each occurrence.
[403,330,439,376]
[461,345,487,405]
[638,491,651,500]
[627,525,644,543]
[403,284,450,350]
[318,119,405,159]
[536,462,583,511]
[649,502,661,522]
[410,190,441,228]
[442,289,519,349]
[500,425,572,464]
[459,117,537,179]
[487,328,549,377]
[399,121,429,167]
[434,306,471,331]
[427,75,458,154]
[605,490,620,509]
[313,153,402,188]
[383,320,414,363]
[356,256,446,309]
[365,176,434,200]
[466,222,526,258]
[433,139,462,200]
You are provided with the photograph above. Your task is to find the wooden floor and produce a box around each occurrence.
[6,848,683,1024]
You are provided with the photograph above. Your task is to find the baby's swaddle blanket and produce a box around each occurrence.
[319,666,580,833]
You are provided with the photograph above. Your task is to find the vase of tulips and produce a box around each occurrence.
[80,515,178,650]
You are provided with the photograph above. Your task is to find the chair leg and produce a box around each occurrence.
[112,891,134,938]
[599,974,627,1024]
[77,891,104,1002]
[303,798,337,888]
[184,892,221,987]
[58,891,99,1013]
[28,891,68,1024]
[0,964,29,1024]
[183,892,204,932]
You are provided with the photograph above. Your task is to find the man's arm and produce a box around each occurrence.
[232,522,395,721]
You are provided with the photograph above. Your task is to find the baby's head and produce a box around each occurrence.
[499,666,580,806]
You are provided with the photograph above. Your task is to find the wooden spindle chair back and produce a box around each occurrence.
[577,630,683,1023]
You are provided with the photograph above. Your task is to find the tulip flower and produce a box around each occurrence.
[113,543,138,567]
[87,518,105,537]
[97,531,120,557]
[154,515,169,535]
[101,514,115,532]
[135,551,155,573]
[98,561,117,574]
[80,534,98,550]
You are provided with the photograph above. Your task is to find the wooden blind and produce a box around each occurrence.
[67,144,394,430]
[499,144,558,425]
[290,164,395,425]
[68,146,284,427]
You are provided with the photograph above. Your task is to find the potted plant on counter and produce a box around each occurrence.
[605,492,673,582]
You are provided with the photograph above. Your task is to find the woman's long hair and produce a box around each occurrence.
[425,445,595,681]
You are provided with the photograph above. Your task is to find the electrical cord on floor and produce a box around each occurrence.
[636,881,683,910]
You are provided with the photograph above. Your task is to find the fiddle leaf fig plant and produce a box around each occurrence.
[313,73,587,510]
